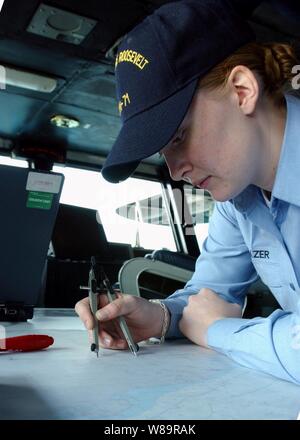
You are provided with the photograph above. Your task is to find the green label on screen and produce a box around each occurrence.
[27,191,53,210]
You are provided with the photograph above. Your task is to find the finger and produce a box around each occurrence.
[99,329,128,350]
[75,294,111,330]
[115,290,123,299]
[95,296,132,322]
[98,292,110,308]
[75,297,94,330]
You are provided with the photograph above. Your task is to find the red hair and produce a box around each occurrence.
[199,42,299,107]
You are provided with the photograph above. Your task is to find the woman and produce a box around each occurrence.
[75,0,300,384]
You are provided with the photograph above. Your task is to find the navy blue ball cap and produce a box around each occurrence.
[102,0,256,183]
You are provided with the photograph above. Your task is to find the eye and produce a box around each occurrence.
[172,128,186,145]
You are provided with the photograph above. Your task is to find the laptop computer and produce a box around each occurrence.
[0,164,64,321]
[51,203,110,260]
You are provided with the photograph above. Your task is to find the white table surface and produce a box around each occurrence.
[1,308,299,420]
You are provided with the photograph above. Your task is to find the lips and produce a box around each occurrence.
[196,176,211,189]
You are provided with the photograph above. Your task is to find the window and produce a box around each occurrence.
[0,156,27,167]
[0,157,213,252]
[53,165,177,251]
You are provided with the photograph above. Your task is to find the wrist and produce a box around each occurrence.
[149,299,170,343]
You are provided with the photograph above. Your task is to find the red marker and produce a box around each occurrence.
[0,334,54,352]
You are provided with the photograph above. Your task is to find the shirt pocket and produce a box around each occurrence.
[251,259,282,288]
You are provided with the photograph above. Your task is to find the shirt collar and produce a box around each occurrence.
[230,185,259,214]
[231,94,300,213]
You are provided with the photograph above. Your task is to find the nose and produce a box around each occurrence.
[164,153,192,182]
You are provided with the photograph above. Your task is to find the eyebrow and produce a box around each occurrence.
[172,127,181,140]
[158,126,184,157]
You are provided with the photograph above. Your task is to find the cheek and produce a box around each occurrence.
[215,135,249,179]
[196,121,231,169]
[190,134,218,170]
[190,107,251,176]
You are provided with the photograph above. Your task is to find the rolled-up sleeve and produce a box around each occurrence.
[163,201,258,338]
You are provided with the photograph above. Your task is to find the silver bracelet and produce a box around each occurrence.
[149,299,170,344]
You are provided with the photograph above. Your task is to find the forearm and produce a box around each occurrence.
[207,309,300,385]
[162,284,244,340]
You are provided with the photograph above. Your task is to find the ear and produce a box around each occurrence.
[227,66,260,115]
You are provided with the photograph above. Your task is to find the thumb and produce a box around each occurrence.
[96,297,127,322]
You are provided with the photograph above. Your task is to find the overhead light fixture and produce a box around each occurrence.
[50,114,80,128]
[1,65,57,93]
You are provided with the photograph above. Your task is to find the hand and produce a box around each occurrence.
[75,292,165,350]
[179,288,242,348]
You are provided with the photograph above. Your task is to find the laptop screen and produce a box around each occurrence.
[51,203,110,260]
[0,164,64,307]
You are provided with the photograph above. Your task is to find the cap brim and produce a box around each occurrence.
[101,78,198,183]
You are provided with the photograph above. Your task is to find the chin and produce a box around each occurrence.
[209,186,240,203]
[211,194,231,202]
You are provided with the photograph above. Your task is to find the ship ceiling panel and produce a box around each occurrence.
[0,38,89,79]
[0,0,163,60]
[56,65,118,116]
[0,93,47,138]
[18,102,121,155]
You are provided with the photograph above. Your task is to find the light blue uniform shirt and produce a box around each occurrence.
[163,94,300,385]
